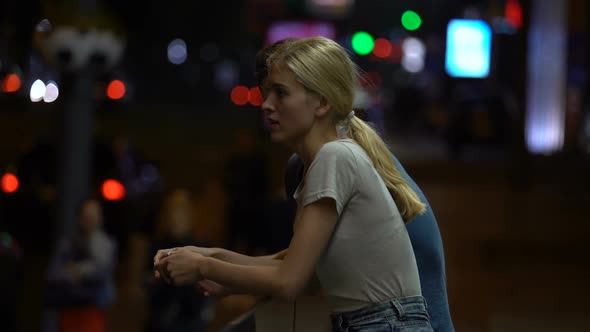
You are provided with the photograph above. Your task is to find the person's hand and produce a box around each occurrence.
[156,247,204,286]
[197,279,230,297]
[153,247,176,282]
[186,245,214,257]
[153,246,214,280]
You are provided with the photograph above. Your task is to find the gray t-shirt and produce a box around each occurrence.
[294,139,422,313]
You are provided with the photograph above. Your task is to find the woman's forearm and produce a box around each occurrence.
[198,247,284,267]
[200,257,294,301]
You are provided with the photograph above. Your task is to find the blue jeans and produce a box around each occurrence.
[330,296,434,332]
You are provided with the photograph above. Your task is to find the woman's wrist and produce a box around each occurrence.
[187,246,219,258]
[197,255,212,280]
[207,247,226,260]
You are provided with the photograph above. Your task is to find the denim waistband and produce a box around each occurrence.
[330,295,428,328]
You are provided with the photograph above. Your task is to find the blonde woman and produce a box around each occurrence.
[155,37,433,331]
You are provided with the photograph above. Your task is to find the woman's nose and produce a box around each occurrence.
[261,96,274,112]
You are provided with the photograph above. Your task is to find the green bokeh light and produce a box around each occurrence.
[401,10,422,31]
[351,31,375,55]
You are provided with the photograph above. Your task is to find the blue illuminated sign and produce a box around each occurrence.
[445,19,492,78]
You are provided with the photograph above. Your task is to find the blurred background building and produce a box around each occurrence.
[0,0,589,331]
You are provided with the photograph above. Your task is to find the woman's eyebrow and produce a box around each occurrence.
[266,82,289,91]
[270,81,287,88]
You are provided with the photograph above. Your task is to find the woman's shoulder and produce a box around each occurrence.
[319,139,359,156]
[319,139,370,165]
[305,140,362,176]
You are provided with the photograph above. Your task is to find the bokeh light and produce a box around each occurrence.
[102,179,126,201]
[2,74,22,93]
[401,37,426,73]
[30,79,46,102]
[107,80,126,100]
[230,85,250,106]
[351,31,374,55]
[43,81,59,103]
[401,10,422,31]
[372,38,393,58]
[249,87,263,106]
[1,173,19,194]
[505,0,523,29]
[168,38,188,65]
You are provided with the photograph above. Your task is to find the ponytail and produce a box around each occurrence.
[345,117,426,222]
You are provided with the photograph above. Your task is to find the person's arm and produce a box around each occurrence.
[161,198,337,302]
[195,246,287,266]
[191,249,288,297]
[155,246,286,268]
[207,247,287,266]
[194,249,290,297]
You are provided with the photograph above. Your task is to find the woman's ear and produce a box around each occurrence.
[315,96,331,117]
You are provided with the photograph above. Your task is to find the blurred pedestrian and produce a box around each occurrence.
[44,198,117,332]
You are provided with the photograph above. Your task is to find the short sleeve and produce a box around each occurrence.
[296,142,357,216]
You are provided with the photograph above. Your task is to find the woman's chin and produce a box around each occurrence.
[269,131,285,143]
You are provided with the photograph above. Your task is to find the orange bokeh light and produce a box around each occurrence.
[107,80,126,100]
[101,179,126,201]
[231,85,250,106]
[2,74,22,93]
[249,86,263,106]
[505,0,523,29]
[372,38,393,58]
[1,173,19,193]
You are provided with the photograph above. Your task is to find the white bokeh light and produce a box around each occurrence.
[167,39,187,65]
[43,81,59,103]
[402,37,426,57]
[401,56,425,73]
[401,37,426,73]
[30,79,46,102]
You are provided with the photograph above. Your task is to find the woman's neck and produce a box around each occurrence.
[292,127,339,168]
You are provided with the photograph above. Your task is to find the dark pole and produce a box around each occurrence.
[50,0,124,239]
[56,70,94,237]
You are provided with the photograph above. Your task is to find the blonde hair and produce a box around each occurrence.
[264,36,426,221]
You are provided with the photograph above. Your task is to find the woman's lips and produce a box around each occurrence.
[267,119,280,129]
